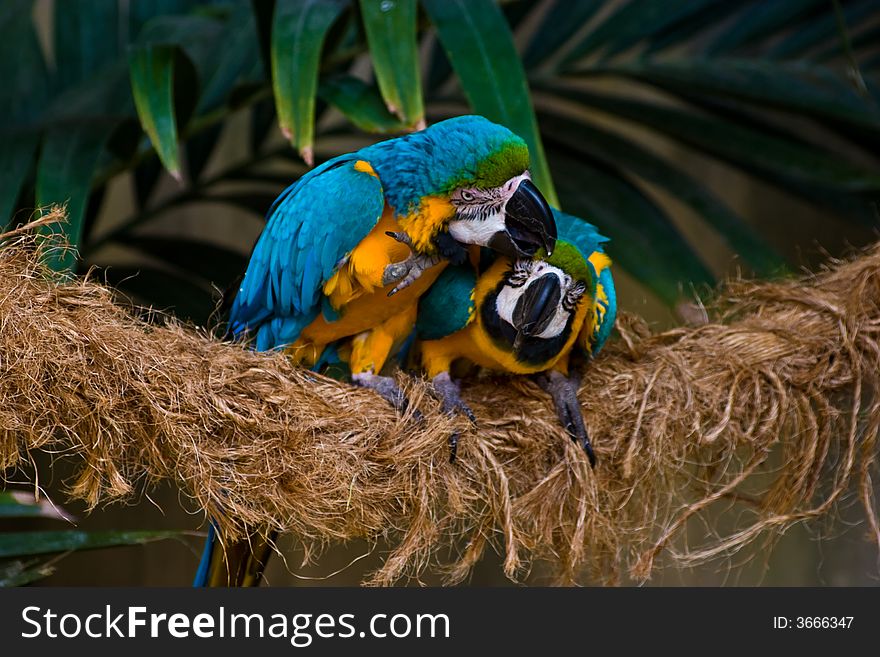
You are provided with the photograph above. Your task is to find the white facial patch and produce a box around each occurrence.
[448,171,532,247]
[494,284,521,325]
[534,302,569,339]
[494,262,571,340]
[448,210,506,245]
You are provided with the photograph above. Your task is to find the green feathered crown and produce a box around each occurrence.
[537,240,594,287]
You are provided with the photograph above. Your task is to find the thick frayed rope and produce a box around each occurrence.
[1,208,878,584]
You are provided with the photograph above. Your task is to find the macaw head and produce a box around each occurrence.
[491,240,594,353]
[375,116,557,257]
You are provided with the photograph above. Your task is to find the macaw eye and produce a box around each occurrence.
[460,190,475,202]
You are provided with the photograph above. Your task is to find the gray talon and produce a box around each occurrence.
[382,230,417,287]
[448,432,460,463]
[382,230,443,296]
[382,261,411,286]
[388,253,442,296]
[351,372,420,420]
[534,370,595,468]
[432,371,476,462]
[385,230,414,247]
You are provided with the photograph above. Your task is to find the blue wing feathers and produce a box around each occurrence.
[553,208,609,257]
[593,266,617,355]
[415,265,478,340]
[229,157,385,350]
[552,208,617,356]
[299,249,321,312]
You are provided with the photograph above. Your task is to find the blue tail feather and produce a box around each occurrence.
[193,522,217,587]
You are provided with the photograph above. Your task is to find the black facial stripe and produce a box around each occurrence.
[505,268,530,288]
[561,281,587,312]
[455,197,505,222]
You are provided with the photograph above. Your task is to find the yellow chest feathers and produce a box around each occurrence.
[397,196,455,253]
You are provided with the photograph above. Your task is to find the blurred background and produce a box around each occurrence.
[1,0,879,586]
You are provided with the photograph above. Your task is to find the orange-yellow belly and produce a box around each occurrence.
[298,261,447,345]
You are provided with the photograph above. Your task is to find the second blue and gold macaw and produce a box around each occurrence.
[414,209,616,464]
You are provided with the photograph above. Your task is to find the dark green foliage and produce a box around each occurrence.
[0,0,877,313]
[0,491,181,586]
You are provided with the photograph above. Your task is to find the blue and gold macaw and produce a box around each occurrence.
[194,115,558,586]
[414,209,616,464]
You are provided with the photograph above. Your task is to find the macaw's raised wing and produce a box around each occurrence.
[590,263,617,355]
[552,207,609,256]
[415,264,478,341]
[228,157,386,350]
[551,208,617,357]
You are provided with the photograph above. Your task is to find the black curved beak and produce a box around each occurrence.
[511,272,561,350]
[490,179,557,258]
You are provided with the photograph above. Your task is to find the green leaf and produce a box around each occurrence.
[271,0,348,164]
[546,85,880,195]
[134,14,226,83]
[128,0,204,39]
[539,113,786,276]
[0,2,46,227]
[0,530,182,559]
[196,8,261,114]
[0,560,56,587]
[768,0,876,59]
[422,0,558,206]
[561,0,721,66]
[706,0,827,55]
[549,148,714,306]
[319,75,408,133]
[815,22,880,63]
[53,0,119,90]
[39,61,134,128]
[599,59,880,139]
[0,0,30,29]
[359,0,423,127]
[523,0,602,68]
[0,0,48,124]
[36,125,111,271]
[0,491,73,521]
[0,134,38,228]
[116,235,247,287]
[642,2,742,56]
[129,44,182,180]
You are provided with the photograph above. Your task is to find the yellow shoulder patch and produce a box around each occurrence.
[354,160,378,178]
[397,195,455,252]
[588,251,612,275]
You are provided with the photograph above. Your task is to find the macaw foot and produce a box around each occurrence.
[534,370,596,468]
[432,371,477,463]
[382,231,442,296]
[351,372,423,423]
